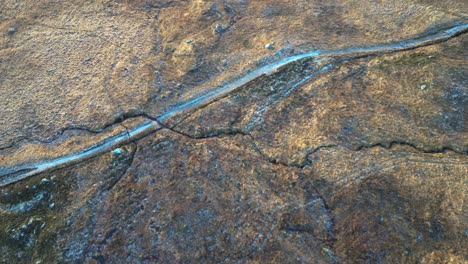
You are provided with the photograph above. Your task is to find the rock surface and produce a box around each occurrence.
[0,0,467,263]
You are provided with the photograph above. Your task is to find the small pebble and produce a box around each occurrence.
[265,43,274,50]
[417,233,423,242]
[112,148,123,156]
[213,24,228,34]
[420,84,427,90]
[7,27,17,35]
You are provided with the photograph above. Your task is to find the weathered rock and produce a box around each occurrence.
[0,0,467,263]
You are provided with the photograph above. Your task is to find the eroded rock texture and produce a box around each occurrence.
[0,0,467,263]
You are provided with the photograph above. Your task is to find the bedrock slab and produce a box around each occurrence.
[0,1,467,263]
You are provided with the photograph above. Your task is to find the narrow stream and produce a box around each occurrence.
[1,23,467,187]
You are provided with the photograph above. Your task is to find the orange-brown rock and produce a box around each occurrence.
[0,1,467,263]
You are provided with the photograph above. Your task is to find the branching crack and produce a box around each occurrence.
[355,141,467,155]
[0,112,152,152]
[147,120,467,172]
